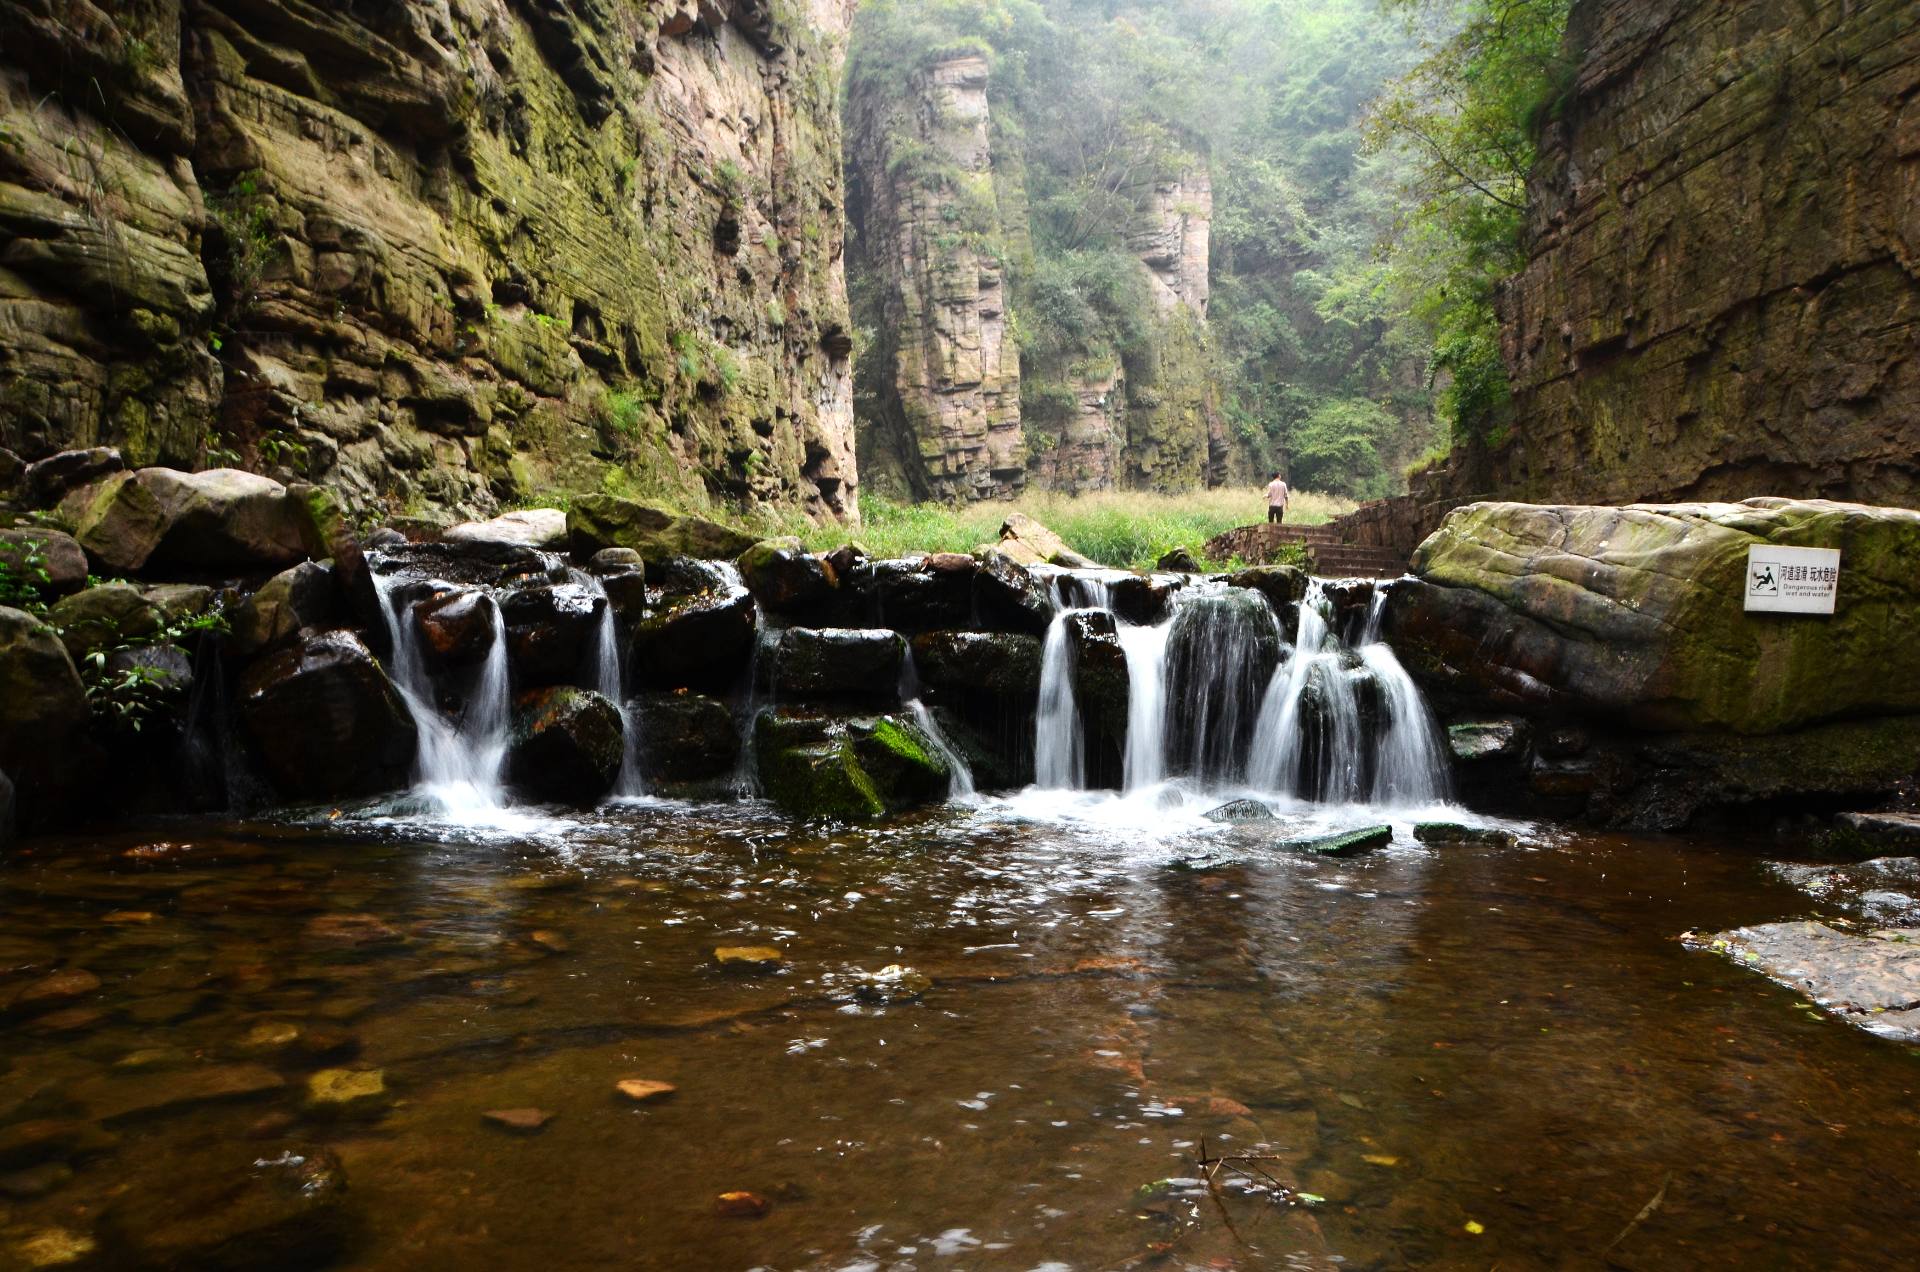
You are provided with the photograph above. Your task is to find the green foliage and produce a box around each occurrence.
[602,387,647,436]
[0,535,52,610]
[73,606,229,736]
[205,169,279,308]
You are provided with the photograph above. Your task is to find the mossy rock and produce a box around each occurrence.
[754,711,948,821]
[1412,822,1519,848]
[567,495,759,564]
[1283,825,1393,857]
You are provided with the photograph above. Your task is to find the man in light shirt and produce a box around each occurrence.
[1265,471,1289,525]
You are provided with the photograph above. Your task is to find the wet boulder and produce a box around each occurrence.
[506,687,623,806]
[737,537,837,616]
[102,1144,349,1271]
[46,581,162,657]
[1390,498,1920,732]
[0,527,88,599]
[445,508,568,549]
[1109,574,1181,626]
[232,562,339,656]
[63,467,310,576]
[633,692,737,787]
[911,631,1043,700]
[0,607,89,830]
[369,540,553,589]
[412,588,497,668]
[773,627,904,702]
[971,551,1053,636]
[589,548,649,625]
[1067,611,1129,789]
[1227,563,1307,615]
[567,494,759,564]
[1155,546,1200,573]
[755,711,948,821]
[872,558,974,634]
[239,630,417,800]
[500,582,603,685]
[630,577,756,693]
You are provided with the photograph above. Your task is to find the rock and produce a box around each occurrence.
[1227,563,1309,611]
[483,1108,554,1133]
[412,588,497,667]
[0,607,90,828]
[590,551,649,624]
[370,540,551,589]
[1204,799,1273,822]
[75,1064,284,1124]
[1834,812,1920,856]
[5,968,101,1014]
[630,575,756,693]
[22,447,122,506]
[231,561,338,655]
[63,467,310,576]
[1391,499,1920,732]
[1412,822,1519,848]
[445,508,569,549]
[305,1067,387,1115]
[0,1120,117,1171]
[500,581,603,685]
[506,687,624,805]
[715,1190,771,1218]
[1109,573,1181,626]
[971,551,1053,635]
[303,913,403,946]
[1067,610,1129,789]
[0,1162,73,1199]
[567,495,759,563]
[1155,546,1199,572]
[0,446,18,494]
[737,537,837,614]
[873,558,975,633]
[237,1022,303,1056]
[0,528,88,598]
[614,1078,677,1103]
[46,581,162,656]
[910,631,1042,699]
[593,547,643,570]
[239,630,417,799]
[999,512,1096,568]
[851,964,932,1003]
[10,1226,95,1268]
[102,1145,348,1270]
[1285,825,1393,857]
[772,627,904,701]
[1698,921,1920,1043]
[1769,857,1920,925]
[754,711,948,820]
[1447,719,1528,763]
[632,692,737,786]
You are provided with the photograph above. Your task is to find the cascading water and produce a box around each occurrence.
[899,649,976,798]
[374,572,515,818]
[585,576,645,798]
[1359,642,1451,805]
[1117,623,1172,791]
[1033,605,1085,789]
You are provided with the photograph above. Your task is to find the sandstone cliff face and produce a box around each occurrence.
[848,54,1023,502]
[847,52,1217,501]
[1494,0,1920,507]
[0,0,858,524]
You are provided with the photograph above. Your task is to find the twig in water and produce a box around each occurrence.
[1601,1171,1674,1258]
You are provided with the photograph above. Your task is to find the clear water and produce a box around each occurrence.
[3,797,1916,1270]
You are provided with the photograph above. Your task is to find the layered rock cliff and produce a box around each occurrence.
[1492,0,1920,507]
[846,51,1218,501]
[0,0,859,524]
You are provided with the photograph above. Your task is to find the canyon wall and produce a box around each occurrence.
[846,53,1218,502]
[0,0,859,525]
[1492,0,1920,507]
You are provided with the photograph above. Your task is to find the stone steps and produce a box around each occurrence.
[1308,544,1408,579]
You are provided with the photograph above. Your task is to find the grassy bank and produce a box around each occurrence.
[791,488,1354,570]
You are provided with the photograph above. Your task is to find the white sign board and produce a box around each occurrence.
[1744,545,1840,615]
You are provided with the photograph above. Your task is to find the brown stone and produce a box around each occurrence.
[715,1190,770,1218]
[483,1108,555,1133]
[614,1078,677,1104]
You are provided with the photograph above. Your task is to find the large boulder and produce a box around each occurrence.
[46,582,162,656]
[231,562,339,656]
[445,508,568,549]
[971,551,1053,635]
[1389,499,1920,733]
[754,711,948,821]
[63,467,310,575]
[239,630,417,799]
[773,627,904,701]
[21,446,122,507]
[499,582,603,685]
[997,513,1096,568]
[589,548,649,624]
[630,576,756,693]
[632,692,737,787]
[911,631,1042,699]
[1067,610,1129,788]
[0,527,88,599]
[506,687,623,805]
[567,495,759,563]
[0,607,91,828]
[736,537,837,616]
[412,588,498,668]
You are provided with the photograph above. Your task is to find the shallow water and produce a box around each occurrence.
[3,794,1917,1270]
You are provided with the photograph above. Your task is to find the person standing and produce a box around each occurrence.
[1265,471,1290,525]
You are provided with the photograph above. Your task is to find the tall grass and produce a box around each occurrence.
[793,488,1355,569]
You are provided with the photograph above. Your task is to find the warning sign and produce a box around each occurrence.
[1744,545,1840,615]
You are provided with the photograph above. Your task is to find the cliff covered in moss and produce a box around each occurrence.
[0,0,859,525]
[1490,0,1920,506]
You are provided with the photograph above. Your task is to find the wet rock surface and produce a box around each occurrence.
[632,692,737,788]
[754,711,947,820]
[568,497,760,565]
[772,628,905,702]
[239,630,417,799]
[630,577,756,694]
[1700,922,1920,1044]
[507,687,624,806]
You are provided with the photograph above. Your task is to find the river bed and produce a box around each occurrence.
[2,793,1915,1270]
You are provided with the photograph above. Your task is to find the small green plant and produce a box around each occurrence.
[205,170,279,306]
[257,430,310,471]
[603,388,646,436]
[0,535,52,610]
[73,606,228,735]
[712,346,743,394]
[765,298,786,328]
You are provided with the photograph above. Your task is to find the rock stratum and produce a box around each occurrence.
[1492,0,1920,507]
[0,0,859,525]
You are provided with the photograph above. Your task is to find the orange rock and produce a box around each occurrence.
[614,1078,676,1104]
[483,1108,554,1133]
[715,1190,769,1218]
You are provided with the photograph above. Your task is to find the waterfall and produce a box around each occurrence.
[1359,640,1452,806]
[899,649,976,798]
[717,562,770,799]
[1163,589,1282,786]
[1118,623,1172,791]
[374,573,514,817]
[1033,606,1085,789]
[585,577,644,798]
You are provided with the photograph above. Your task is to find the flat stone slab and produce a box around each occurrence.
[1770,856,1920,926]
[1699,921,1920,1043]
[1836,811,1920,854]
[1283,825,1392,858]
